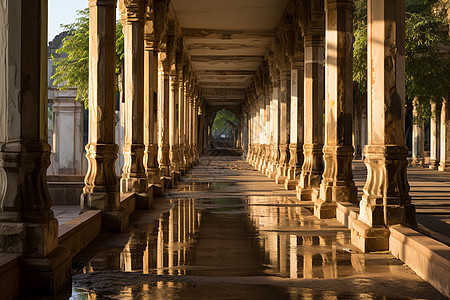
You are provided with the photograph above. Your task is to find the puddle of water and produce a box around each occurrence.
[177,182,235,192]
[74,197,400,280]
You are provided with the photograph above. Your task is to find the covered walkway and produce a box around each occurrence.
[0,0,449,298]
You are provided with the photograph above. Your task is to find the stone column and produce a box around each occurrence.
[82,0,123,231]
[439,98,450,171]
[264,90,272,174]
[270,86,280,178]
[158,52,171,185]
[258,97,265,172]
[412,99,424,166]
[0,0,70,292]
[297,34,325,201]
[143,14,160,187]
[179,67,186,173]
[285,57,305,190]
[429,100,440,169]
[193,105,199,162]
[51,97,84,175]
[315,0,357,219]
[120,0,147,195]
[352,0,415,252]
[276,71,291,184]
[186,96,193,166]
[169,62,180,179]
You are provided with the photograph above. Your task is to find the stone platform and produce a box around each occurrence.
[35,156,448,299]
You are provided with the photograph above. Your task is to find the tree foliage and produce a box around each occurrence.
[211,109,238,138]
[51,9,124,108]
[353,0,450,122]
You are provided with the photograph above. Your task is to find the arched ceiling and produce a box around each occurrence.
[170,0,289,110]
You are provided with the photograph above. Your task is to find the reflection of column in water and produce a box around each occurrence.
[279,234,288,276]
[319,236,336,278]
[143,234,149,274]
[183,199,188,273]
[290,235,298,279]
[121,243,132,272]
[177,200,182,274]
[168,206,174,275]
[157,218,164,275]
[303,236,313,278]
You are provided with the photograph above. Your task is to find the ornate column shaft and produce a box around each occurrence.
[120,0,147,194]
[169,58,180,177]
[352,0,415,252]
[276,70,291,184]
[270,85,280,178]
[179,69,186,172]
[439,98,450,171]
[158,52,171,181]
[315,0,357,219]
[411,99,424,166]
[83,0,123,229]
[296,34,325,201]
[0,0,71,292]
[285,57,305,190]
[143,6,160,186]
[429,100,440,169]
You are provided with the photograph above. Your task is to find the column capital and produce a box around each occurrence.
[119,0,146,23]
[89,0,117,8]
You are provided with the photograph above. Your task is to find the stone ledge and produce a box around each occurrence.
[389,225,450,298]
[0,254,20,300]
[58,210,102,258]
[337,202,360,229]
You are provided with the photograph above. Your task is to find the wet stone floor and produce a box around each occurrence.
[47,157,445,299]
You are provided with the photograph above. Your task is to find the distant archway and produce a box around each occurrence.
[209,109,240,152]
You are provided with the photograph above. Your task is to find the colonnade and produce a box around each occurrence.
[245,0,423,252]
[0,0,201,291]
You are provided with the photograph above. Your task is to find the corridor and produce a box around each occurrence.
[64,157,444,299]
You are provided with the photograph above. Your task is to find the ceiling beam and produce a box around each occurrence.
[195,70,256,76]
[190,55,264,63]
[182,28,275,40]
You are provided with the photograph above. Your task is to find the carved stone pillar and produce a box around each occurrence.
[263,91,272,174]
[179,70,186,173]
[120,0,147,194]
[285,59,305,190]
[0,0,71,292]
[82,0,124,231]
[169,69,180,179]
[276,71,291,184]
[143,7,160,187]
[315,0,357,219]
[429,100,440,169]
[270,86,280,178]
[411,99,424,166]
[186,97,193,166]
[352,0,415,252]
[439,98,450,171]
[51,97,84,175]
[158,53,171,184]
[296,34,325,201]
[193,104,199,162]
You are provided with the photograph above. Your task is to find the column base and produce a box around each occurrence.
[296,186,313,201]
[284,179,298,190]
[350,219,390,252]
[120,176,147,194]
[160,176,173,189]
[429,160,439,170]
[135,187,153,209]
[314,197,337,219]
[21,246,71,295]
[438,162,450,172]
[151,183,164,197]
[411,157,424,167]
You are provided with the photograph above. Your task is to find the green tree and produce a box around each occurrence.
[353,0,450,122]
[211,109,238,138]
[51,8,124,108]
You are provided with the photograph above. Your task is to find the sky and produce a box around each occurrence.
[48,0,120,43]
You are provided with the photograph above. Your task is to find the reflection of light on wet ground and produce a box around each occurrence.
[73,197,406,286]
